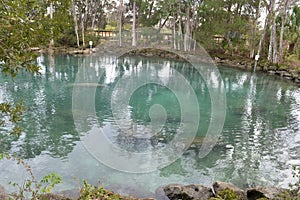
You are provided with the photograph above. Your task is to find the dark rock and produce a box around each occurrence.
[181,184,214,200]
[163,184,183,199]
[163,184,213,200]
[213,181,247,200]
[247,187,291,200]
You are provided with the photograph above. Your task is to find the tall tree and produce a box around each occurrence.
[254,0,274,70]
[49,0,54,48]
[72,0,80,47]
[132,0,137,47]
[118,0,124,47]
[278,0,290,62]
[184,4,191,52]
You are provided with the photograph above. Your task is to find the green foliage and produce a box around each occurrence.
[79,180,121,200]
[210,188,242,200]
[0,153,62,200]
[0,0,51,77]
[0,101,26,136]
[286,5,300,57]
[0,0,48,136]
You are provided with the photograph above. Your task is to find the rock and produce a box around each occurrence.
[282,72,292,78]
[214,57,221,62]
[163,184,213,200]
[247,187,291,200]
[268,70,276,75]
[213,181,247,199]
[181,184,214,200]
[163,184,183,199]
[0,185,8,200]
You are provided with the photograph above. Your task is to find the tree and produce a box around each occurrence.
[72,0,80,47]
[286,5,300,58]
[278,0,290,62]
[132,0,137,46]
[118,0,124,46]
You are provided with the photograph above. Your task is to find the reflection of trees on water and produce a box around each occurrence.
[93,56,212,155]
[0,54,81,158]
[214,68,300,187]
[1,54,299,188]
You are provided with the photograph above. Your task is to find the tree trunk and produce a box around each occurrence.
[184,5,191,52]
[72,0,80,47]
[178,16,182,51]
[173,17,176,50]
[250,0,261,58]
[272,20,278,63]
[254,14,269,71]
[119,0,123,47]
[279,0,289,63]
[268,23,273,61]
[268,1,276,62]
[81,15,85,47]
[49,1,54,48]
[80,0,88,47]
[254,1,273,71]
[132,1,137,47]
[91,14,96,32]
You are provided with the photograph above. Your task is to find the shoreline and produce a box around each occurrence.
[37,46,300,87]
[2,180,299,200]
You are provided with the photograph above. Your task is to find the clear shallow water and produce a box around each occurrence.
[0,54,299,197]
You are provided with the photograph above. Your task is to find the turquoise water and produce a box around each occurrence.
[0,54,299,197]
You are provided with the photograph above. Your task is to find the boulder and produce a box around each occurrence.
[163,184,213,200]
[247,187,292,200]
[213,181,247,200]
[163,184,184,199]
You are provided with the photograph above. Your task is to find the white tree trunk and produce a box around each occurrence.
[254,14,269,71]
[254,0,274,71]
[49,1,54,48]
[184,6,191,52]
[119,0,123,47]
[178,17,182,51]
[132,1,137,47]
[250,0,261,58]
[81,15,85,47]
[279,0,289,63]
[173,18,176,50]
[268,22,273,61]
[72,0,80,47]
[91,14,96,31]
[81,0,88,47]
[272,20,278,63]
